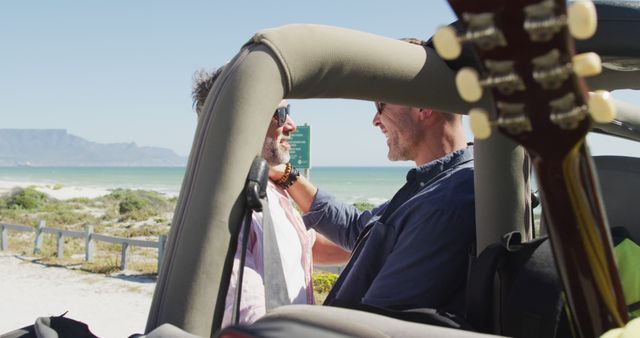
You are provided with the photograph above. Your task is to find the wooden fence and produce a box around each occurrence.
[0,220,167,272]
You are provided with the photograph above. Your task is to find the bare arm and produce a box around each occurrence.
[269,164,317,213]
[270,163,372,250]
[312,232,351,266]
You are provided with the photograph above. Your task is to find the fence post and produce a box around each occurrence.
[120,242,129,270]
[85,224,94,261]
[56,231,64,258]
[34,220,45,254]
[157,235,167,274]
[0,224,7,251]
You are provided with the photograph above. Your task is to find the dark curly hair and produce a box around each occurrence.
[191,66,225,115]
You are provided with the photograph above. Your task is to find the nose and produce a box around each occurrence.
[372,111,381,127]
[284,115,297,132]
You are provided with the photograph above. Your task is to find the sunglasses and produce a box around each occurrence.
[274,104,290,127]
[375,102,386,114]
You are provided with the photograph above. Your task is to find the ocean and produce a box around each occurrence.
[0,166,410,205]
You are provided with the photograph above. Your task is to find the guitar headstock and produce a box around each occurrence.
[434,0,616,157]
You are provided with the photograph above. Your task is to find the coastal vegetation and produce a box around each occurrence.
[352,201,375,212]
[6,187,49,209]
[312,271,339,303]
[0,186,341,300]
[0,187,172,275]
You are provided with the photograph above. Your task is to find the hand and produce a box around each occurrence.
[269,163,288,181]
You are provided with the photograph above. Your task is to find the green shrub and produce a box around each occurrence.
[42,209,97,229]
[101,208,119,221]
[7,187,49,210]
[119,195,147,214]
[40,200,72,213]
[67,197,91,204]
[312,272,338,294]
[352,201,375,212]
[0,208,32,226]
[104,189,126,201]
[116,224,165,238]
[106,189,173,221]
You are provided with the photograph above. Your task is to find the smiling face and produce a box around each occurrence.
[372,103,422,162]
[262,100,297,166]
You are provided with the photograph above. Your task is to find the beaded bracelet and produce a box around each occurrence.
[274,163,292,185]
[281,166,300,189]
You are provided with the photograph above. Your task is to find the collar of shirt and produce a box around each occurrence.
[406,144,474,184]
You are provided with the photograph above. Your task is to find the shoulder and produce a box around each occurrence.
[428,165,474,200]
[404,171,474,213]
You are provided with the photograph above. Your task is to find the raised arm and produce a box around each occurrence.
[269,164,385,250]
[269,165,318,213]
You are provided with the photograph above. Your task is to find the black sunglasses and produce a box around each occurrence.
[274,104,290,127]
[375,102,386,114]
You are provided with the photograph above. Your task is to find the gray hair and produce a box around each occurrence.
[400,37,460,121]
[191,66,225,115]
[399,37,428,47]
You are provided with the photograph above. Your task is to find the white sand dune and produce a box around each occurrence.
[0,253,155,337]
[0,181,112,201]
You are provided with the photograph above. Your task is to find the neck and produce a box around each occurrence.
[413,120,467,167]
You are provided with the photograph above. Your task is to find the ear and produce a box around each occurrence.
[418,108,433,121]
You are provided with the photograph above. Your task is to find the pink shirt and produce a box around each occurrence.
[222,182,315,328]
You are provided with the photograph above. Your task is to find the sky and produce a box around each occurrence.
[2,1,639,166]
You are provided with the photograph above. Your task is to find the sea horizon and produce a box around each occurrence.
[0,166,411,205]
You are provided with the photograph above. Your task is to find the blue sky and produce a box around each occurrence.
[2,1,639,166]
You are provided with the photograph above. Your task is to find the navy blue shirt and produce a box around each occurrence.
[303,146,475,314]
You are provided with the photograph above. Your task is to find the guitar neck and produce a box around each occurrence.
[534,141,628,336]
[436,0,630,335]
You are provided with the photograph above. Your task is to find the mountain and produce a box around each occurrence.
[0,129,187,167]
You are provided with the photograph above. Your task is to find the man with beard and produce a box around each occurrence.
[192,68,349,327]
[270,91,474,315]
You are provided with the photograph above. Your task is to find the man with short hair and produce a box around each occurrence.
[270,99,474,315]
[192,68,349,327]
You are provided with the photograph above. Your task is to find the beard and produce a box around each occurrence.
[386,130,419,162]
[386,135,411,161]
[262,136,290,166]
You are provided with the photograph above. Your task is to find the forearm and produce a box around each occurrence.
[269,163,372,249]
[269,164,317,213]
[286,174,317,213]
[312,233,351,266]
[304,189,373,250]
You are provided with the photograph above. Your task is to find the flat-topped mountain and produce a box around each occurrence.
[0,129,187,167]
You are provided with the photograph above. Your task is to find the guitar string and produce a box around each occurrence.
[564,142,626,326]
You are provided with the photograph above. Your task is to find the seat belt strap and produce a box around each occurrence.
[261,197,290,310]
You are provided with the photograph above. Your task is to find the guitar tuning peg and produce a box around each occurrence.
[469,108,492,140]
[434,12,506,60]
[572,52,602,77]
[568,0,597,40]
[434,26,462,60]
[588,90,616,123]
[456,67,483,102]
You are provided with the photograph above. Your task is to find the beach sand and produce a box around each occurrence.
[0,181,158,337]
[0,180,111,201]
[0,252,155,337]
